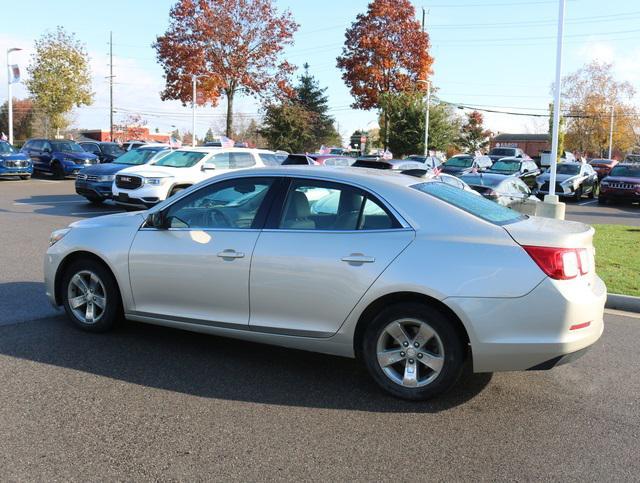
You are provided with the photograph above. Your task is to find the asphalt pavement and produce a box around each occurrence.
[1,175,639,480]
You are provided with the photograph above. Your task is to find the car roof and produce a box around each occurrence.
[460,173,512,185]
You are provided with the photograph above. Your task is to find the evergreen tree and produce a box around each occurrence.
[204,127,215,143]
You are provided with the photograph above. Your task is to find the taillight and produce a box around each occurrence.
[523,246,590,280]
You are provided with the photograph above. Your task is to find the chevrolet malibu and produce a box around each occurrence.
[44,167,605,400]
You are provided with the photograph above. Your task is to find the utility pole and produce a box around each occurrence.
[192,74,197,147]
[109,32,114,142]
[540,0,566,220]
[421,8,430,157]
[607,105,614,159]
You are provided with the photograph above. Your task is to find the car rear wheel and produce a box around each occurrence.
[20,175,31,180]
[572,186,583,201]
[361,303,465,400]
[61,259,122,332]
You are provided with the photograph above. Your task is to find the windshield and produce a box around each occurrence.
[412,182,523,225]
[115,148,165,165]
[459,175,503,188]
[490,160,521,172]
[102,143,125,156]
[490,148,515,156]
[154,150,206,168]
[259,153,281,166]
[51,141,85,153]
[0,142,16,154]
[609,165,640,178]
[445,156,473,168]
[554,164,580,175]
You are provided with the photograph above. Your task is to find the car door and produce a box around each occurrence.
[28,140,46,171]
[128,176,277,326]
[248,178,415,337]
[582,164,597,193]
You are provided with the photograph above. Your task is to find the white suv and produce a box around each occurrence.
[112,147,278,209]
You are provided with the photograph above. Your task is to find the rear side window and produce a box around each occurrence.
[412,182,524,225]
[259,153,281,166]
[230,152,255,168]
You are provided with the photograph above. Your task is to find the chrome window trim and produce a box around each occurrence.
[259,227,414,235]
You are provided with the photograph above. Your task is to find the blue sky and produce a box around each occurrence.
[2,0,640,143]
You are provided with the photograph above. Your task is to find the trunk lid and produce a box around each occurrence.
[502,216,594,249]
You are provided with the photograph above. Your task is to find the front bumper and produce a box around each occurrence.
[0,166,32,176]
[445,274,606,373]
[75,180,113,200]
[599,187,640,201]
[112,184,165,208]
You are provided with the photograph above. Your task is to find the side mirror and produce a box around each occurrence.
[201,163,215,171]
[147,211,168,230]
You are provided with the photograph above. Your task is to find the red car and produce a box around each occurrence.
[599,163,640,204]
[588,158,618,179]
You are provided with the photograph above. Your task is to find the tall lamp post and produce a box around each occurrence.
[6,47,23,145]
[540,0,566,220]
[417,79,431,157]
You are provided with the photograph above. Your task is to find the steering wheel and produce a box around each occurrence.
[207,207,233,228]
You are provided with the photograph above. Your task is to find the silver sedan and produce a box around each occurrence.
[44,166,606,400]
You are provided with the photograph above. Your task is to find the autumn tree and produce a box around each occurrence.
[25,27,93,136]
[458,111,490,154]
[559,61,638,157]
[260,101,313,152]
[336,0,432,148]
[113,114,148,142]
[154,0,298,138]
[0,98,36,143]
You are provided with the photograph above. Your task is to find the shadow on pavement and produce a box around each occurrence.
[0,307,492,413]
[12,193,126,219]
[0,282,59,326]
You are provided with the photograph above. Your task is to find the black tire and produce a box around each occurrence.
[20,175,31,180]
[169,186,187,197]
[361,302,465,400]
[61,258,122,333]
[598,196,607,205]
[572,186,583,201]
[52,162,65,180]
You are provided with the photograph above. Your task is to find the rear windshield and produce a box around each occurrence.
[154,150,206,168]
[411,182,524,225]
[609,165,640,178]
[445,156,473,167]
[490,148,515,156]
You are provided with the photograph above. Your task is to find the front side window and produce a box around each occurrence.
[280,180,398,231]
[154,150,207,168]
[412,181,524,225]
[206,152,230,169]
[81,143,100,154]
[165,178,274,230]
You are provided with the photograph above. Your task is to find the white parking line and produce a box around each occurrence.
[578,200,598,206]
[14,201,82,205]
[33,179,61,184]
[71,211,123,216]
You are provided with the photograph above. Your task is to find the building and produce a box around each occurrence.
[490,133,550,160]
[80,128,170,144]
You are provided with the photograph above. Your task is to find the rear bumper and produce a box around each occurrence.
[445,275,606,373]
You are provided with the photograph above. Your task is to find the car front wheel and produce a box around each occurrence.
[61,259,122,332]
[361,303,465,400]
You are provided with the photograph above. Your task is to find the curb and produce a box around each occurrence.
[606,293,640,313]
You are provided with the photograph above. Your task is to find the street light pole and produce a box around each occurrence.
[6,48,22,145]
[424,80,431,157]
[192,74,197,147]
[608,105,614,159]
[540,0,566,220]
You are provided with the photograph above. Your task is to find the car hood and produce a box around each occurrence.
[487,169,518,176]
[488,154,510,162]
[537,172,576,183]
[80,162,132,175]
[602,176,640,184]
[116,164,179,178]
[70,210,146,229]
[55,151,98,161]
[0,152,30,161]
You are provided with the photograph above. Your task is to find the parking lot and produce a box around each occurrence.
[1,176,639,480]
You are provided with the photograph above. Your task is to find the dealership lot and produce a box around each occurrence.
[1,177,639,479]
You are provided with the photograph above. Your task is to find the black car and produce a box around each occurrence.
[486,157,541,190]
[460,172,538,211]
[79,141,125,163]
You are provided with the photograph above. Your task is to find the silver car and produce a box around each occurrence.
[45,166,606,400]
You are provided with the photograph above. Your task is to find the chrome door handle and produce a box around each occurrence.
[341,254,375,264]
[217,249,245,259]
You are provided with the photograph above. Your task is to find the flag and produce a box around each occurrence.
[220,136,234,148]
[9,65,20,84]
[319,145,330,154]
[1,132,7,141]
[382,149,392,160]
[432,166,442,176]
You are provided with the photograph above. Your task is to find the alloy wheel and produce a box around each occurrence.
[376,318,445,388]
[67,270,107,324]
